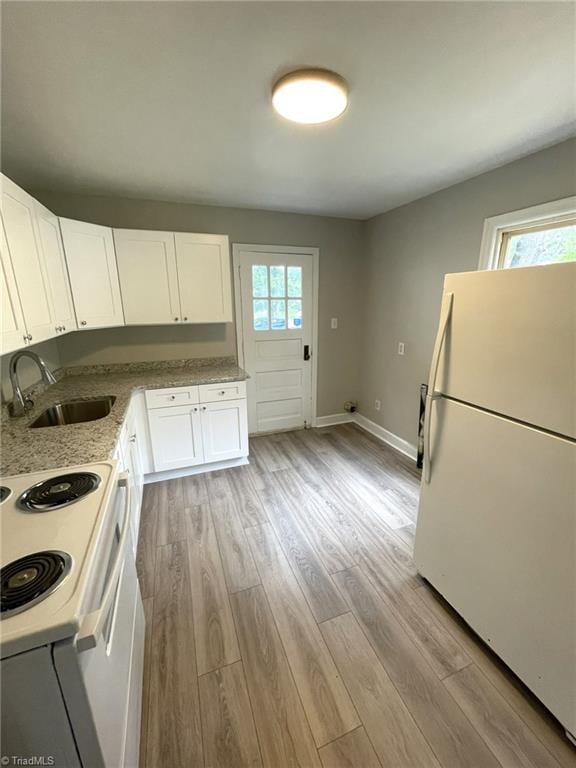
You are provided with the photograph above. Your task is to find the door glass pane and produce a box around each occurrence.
[270,265,285,297]
[287,266,302,297]
[502,223,576,268]
[271,299,286,329]
[253,299,269,330]
[252,265,268,297]
[287,299,302,329]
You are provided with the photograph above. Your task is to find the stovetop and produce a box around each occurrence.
[0,461,117,658]
[18,472,101,512]
[1,550,73,619]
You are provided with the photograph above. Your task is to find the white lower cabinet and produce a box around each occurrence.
[114,403,145,557]
[148,404,204,472]
[147,383,248,473]
[201,400,249,463]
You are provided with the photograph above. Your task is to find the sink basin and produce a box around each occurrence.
[29,397,116,428]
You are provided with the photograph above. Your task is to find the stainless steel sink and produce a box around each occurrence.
[29,397,116,428]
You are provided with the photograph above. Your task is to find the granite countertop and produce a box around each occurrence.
[0,357,248,477]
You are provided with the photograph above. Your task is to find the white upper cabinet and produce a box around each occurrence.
[174,233,232,323]
[0,221,28,355]
[60,218,124,329]
[35,203,76,336]
[1,175,54,345]
[114,229,180,325]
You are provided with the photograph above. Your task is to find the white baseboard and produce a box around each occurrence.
[144,456,249,484]
[353,413,417,460]
[313,412,355,428]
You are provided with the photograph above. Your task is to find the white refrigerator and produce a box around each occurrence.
[414,261,576,740]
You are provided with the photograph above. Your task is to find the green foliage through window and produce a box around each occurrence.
[502,223,576,268]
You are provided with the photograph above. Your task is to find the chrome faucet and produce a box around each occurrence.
[8,350,57,417]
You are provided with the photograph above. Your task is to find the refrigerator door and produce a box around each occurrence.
[434,262,576,439]
[415,397,576,734]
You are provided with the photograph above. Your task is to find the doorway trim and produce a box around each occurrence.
[232,243,320,430]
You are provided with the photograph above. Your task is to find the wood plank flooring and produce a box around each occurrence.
[137,424,575,768]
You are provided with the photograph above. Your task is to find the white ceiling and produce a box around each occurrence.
[1,1,575,219]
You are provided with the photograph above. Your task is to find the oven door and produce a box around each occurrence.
[54,475,144,768]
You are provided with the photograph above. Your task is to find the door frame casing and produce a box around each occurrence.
[232,243,320,431]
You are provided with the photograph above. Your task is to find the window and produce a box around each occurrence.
[252,264,302,331]
[499,221,575,269]
[478,197,576,271]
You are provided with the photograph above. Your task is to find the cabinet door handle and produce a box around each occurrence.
[193,407,199,413]
[27,334,33,341]
[202,406,207,411]
[174,317,179,322]
[183,316,188,321]
[81,320,87,326]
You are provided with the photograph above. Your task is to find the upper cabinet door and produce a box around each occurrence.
[1,175,55,344]
[174,233,232,323]
[35,203,76,336]
[114,229,180,325]
[0,220,28,354]
[60,218,124,329]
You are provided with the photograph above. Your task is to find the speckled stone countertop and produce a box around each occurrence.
[0,357,248,477]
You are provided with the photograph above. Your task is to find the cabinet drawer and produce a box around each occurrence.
[145,387,199,409]
[199,381,246,403]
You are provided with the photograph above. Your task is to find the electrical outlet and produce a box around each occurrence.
[331,318,338,329]
[374,399,381,411]
[398,342,405,355]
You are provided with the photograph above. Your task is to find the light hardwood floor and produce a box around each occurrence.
[137,424,576,768]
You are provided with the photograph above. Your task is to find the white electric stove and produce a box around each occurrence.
[0,461,144,768]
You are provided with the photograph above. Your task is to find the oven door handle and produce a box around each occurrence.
[76,472,131,652]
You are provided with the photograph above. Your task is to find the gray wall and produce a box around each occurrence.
[359,137,576,445]
[3,138,572,429]
[29,194,366,418]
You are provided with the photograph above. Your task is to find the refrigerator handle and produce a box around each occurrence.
[427,291,454,396]
[424,292,453,483]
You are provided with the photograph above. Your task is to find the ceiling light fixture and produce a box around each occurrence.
[272,69,348,125]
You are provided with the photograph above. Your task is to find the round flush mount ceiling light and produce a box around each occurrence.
[272,69,348,124]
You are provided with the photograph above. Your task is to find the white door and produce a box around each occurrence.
[174,232,232,323]
[200,399,248,463]
[236,247,315,433]
[415,396,576,734]
[437,262,576,438]
[0,221,28,354]
[148,404,204,471]
[60,218,124,329]
[1,175,55,344]
[114,229,180,325]
[35,203,76,335]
